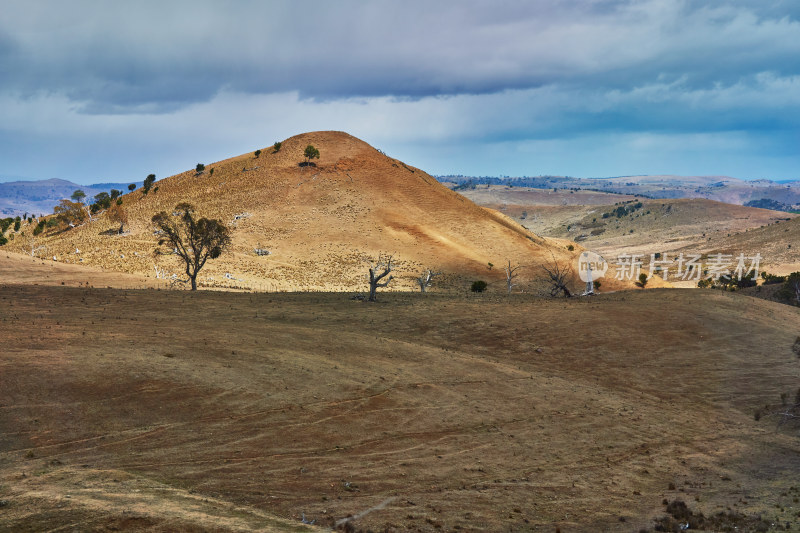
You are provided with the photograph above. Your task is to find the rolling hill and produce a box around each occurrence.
[4,132,584,292]
[0,178,138,217]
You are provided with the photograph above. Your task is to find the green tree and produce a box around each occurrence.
[143,174,156,194]
[110,189,122,200]
[638,273,648,288]
[71,190,86,203]
[196,163,205,173]
[152,203,231,291]
[303,144,320,165]
[93,192,111,209]
[254,149,261,158]
[273,141,282,152]
[128,183,136,192]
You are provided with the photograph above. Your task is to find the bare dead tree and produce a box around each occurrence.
[367,254,394,301]
[28,238,46,258]
[503,260,523,294]
[416,268,441,293]
[542,254,573,298]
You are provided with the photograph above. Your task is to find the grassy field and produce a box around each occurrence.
[2,257,800,532]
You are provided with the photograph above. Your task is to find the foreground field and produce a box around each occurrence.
[1,280,800,531]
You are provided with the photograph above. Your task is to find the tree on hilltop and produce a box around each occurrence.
[303,144,320,166]
[152,203,231,291]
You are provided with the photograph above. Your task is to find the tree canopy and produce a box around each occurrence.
[152,203,231,290]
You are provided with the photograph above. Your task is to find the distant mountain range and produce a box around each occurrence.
[0,178,141,217]
[438,175,800,212]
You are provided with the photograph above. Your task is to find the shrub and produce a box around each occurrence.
[196,163,205,173]
[128,183,136,192]
[566,244,574,251]
[471,280,487,292]
[273,141,282,152]
[254,149,261,158]
[13,219,20,232]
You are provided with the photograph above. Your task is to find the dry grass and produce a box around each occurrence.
[2,257,800,531]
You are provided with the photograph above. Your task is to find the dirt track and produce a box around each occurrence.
[2,271,800,532]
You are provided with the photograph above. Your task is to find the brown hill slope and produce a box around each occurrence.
[700,214,800,275]
[7,132,577,291]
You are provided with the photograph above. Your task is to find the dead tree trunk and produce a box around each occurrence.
[416,269,440,293]
[504,260,522,294]
[367,254,394,301]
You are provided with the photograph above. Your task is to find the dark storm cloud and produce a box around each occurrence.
[2,0,798,110]
[1,0,798,182]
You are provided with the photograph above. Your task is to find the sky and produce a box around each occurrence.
[1,0,799,185]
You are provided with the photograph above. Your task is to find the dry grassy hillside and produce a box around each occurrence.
[701,215,800,275]
[6,132,579,292]
[460,193,792,260]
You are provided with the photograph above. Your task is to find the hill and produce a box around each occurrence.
[444,175,800,209]
[1,270,799,531]
[456,187,794,265]
[701,215,800,276]
[3,132,585,292]
[0,178,139,217]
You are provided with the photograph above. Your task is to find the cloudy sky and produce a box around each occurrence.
[1,0,799,184]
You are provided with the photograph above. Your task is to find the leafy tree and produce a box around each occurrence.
[54,199,87,228]
[273,141,282,152]
[128,183,136,192]
[254,149,262,158]
[152,203,231,291]
[13,218,20,232]
[143,174,156,194]
[303,144,320,165]
[71,190,86,203]
[0,234,6,246]
[196,163,205,173]
[110,189,122,200]
[107,203,128,234]
[637,273,648,288]
[93,192,112,209]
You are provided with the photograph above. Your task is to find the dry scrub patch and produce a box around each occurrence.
[1,287,799,531]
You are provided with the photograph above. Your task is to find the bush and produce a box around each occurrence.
[254,149,261,158]
[196,163,205,173]
[128,183,136,192]
[273,141,282,152]
[566,244,574,251]
[0,234,6,246]
[471,280,487,292]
